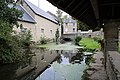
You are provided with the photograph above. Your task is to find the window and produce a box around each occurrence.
[65,28,68,32]
[50,30,52,33]
[21,28,27,32]
[73,23,75,26]
[73,28,75,32]
[41,28,44,33]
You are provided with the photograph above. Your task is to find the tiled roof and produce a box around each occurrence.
[64,17,76,23]
[24,0,58,24]
[15,5,36,23]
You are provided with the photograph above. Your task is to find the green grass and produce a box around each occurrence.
[79,38,100,51]
[119,42,120,52]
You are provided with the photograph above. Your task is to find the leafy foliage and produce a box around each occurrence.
[0,30,33,63]
[56,9,63,24]
[0,0,23,40]
[39,37,50,44]
[92,37,101,42]
[19,30,32,47]
[77,20,90,31]
[0,0,25,63]
[80,38,100,52]
[74,36,82,45]
[0,35,23,63]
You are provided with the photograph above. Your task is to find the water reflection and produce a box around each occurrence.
[0,47,36,80]
[35,50,89,80]
[0,47,92,80]
[0,47,59,80]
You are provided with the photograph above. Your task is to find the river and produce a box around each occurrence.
[0,42,91,80]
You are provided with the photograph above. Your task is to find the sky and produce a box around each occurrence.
[28,0,57,14]
[28,0,68,15]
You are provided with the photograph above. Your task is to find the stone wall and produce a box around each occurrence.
[106,51,120,80]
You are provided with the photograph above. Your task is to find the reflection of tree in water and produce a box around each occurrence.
[0,64,20,80]
[56,54,62,64]
[56,50,84,64]
[85,55,92,65]
[0,47,35,80]
[40,47,46,53]
[61,50,75,58]
[21,47,35,68]
[78,48,83,53]
[40,48,46,60]
[70,53,84,64]
[56,50,63,64]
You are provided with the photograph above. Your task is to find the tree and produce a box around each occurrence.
[0,0,23,63]
[77,20,90,31]
[56,9,63,24]
[0,0,23,39]
[62,15,68,23]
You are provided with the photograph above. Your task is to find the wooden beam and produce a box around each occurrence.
[90,0,99,19]
[100,3,120,6]
[78,7,90,18]
[74,2,89,17]
[78,13,89,19]
[111,5,114,17]
[65,0,75,10]
[70,0,84,14]
[57,0,62,5]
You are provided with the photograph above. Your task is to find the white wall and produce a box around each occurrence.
[13,21,37,41]
[35,15,60,40]
[63,22,77,34]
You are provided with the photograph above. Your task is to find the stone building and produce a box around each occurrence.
[63,17,77,34]
[14,0,61,42]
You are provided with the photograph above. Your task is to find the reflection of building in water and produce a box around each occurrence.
[0,48,59,80]
[61,50,84,63]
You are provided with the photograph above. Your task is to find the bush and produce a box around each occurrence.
[92,37,101,42]
[0,30,33,64]
[39,37,49,44]
[74,36,82,45]
[19,30,32,47]
[80,38,100,52]
[0,35,23,63]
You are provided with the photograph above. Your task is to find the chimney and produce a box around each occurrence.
[38,0,40,8]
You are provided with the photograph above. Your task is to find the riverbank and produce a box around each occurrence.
[86,51,108,80]
[0,47,59,80]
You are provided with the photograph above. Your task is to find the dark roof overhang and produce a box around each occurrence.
[47,0,120,30]
[47,0,98,30]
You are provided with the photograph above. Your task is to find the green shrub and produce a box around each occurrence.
[0,30,33,64]
[19,30,32,47]
[81,69,89,80]
[0,35,23,63]
[39,37,49,44]
[80,38,100,52]
[92,37,101,42]
[74,36,82,45]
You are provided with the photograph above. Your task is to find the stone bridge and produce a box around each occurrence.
[61,33,78,41]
